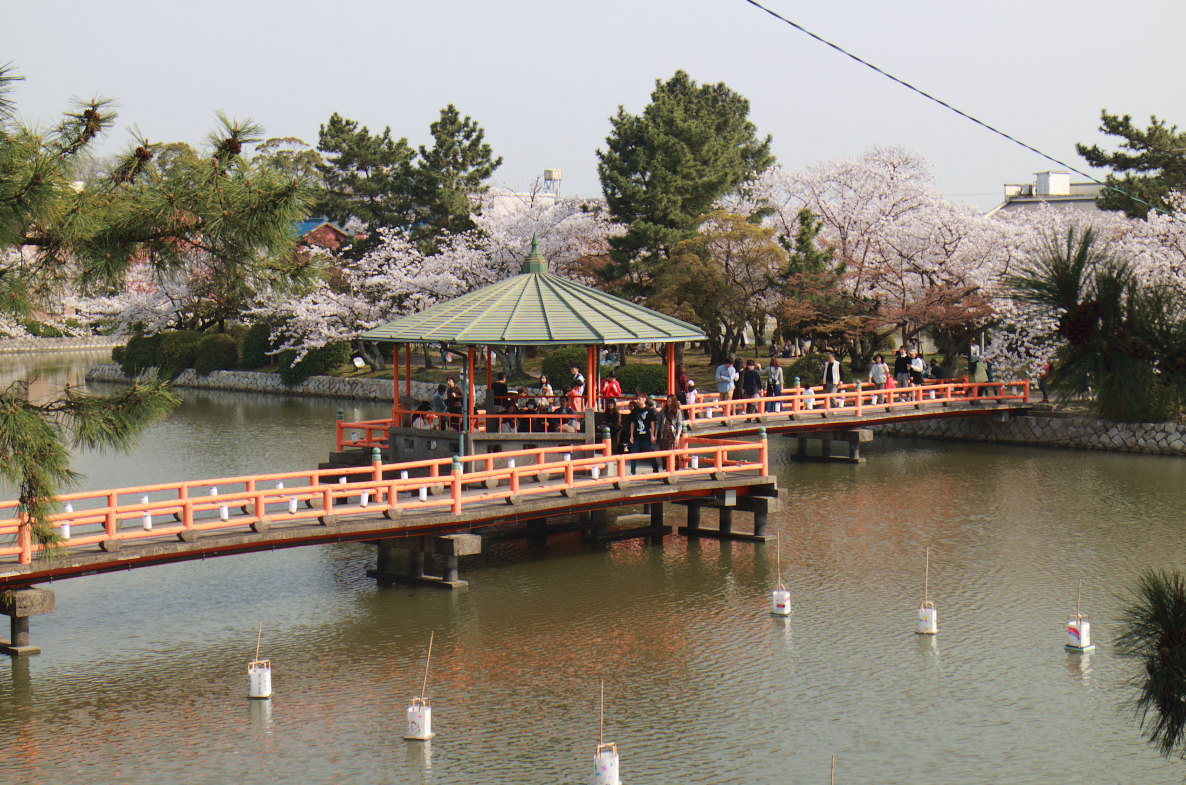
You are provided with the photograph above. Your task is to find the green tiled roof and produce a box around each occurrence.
[361,242,706,346]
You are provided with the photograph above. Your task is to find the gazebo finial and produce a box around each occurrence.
[522,233,547,274]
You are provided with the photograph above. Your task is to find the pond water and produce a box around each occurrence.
[0,350,1181,784]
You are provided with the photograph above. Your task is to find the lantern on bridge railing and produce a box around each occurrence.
[61,503,72,540]
[141,495,152,531]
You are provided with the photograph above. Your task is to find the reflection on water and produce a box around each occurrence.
[0,351,1181,783]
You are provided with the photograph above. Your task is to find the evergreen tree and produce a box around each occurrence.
[1076,111,1186,218]
[596,70,774,298]
[407,104,502,250]
[312,113,413,253]
[0,63,313,549]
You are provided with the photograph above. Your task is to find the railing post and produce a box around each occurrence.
[855,381,863,416]
[451,456,463,514]
[564,456,574,488]
[371,447,383,503]
[17,504,31,565]
[179,485,192,531]
[758,427,769,476]
[1024,379,1031,403]
[792,377,801,414]
[336,408,345,451]
[602,427,614,478]
[714,445,724,472]
[106,491,118,539]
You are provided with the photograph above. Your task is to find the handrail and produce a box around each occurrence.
[0,436,765,566]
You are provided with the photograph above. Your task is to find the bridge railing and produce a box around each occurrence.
[682,378,1030,426]
[0,435,768,566]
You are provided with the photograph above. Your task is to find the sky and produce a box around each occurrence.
[7,0,1186,212]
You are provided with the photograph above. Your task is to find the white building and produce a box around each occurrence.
[987,171,1103,216]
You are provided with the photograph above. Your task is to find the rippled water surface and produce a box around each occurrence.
[0,351,1183,783]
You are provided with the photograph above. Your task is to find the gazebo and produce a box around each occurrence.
[360,237,706,451]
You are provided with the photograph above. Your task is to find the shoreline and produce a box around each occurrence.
[0,336,127,354]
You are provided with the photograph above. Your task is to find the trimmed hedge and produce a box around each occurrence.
[194,333,240,376]
[277,342,351,387]
[240,323,273,369]
[541,346,589,389]
[157,330,204,379]
[111,345,125,364]
[121,333,166,377]
[614,364,668,396]
[787,354,828,387]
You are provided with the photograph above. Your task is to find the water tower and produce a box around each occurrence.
[543,168,562,198]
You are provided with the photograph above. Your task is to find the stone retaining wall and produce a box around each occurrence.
[875,413,1186,456]
[0,336,127,354]
[86,363,487,403]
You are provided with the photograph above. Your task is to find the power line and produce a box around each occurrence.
[739,0,1176,220]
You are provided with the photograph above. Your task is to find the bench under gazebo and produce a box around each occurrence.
[353,237,706,462]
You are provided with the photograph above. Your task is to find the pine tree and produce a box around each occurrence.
[1076,111,1186,218]
[596,70,775,299]
[0,63,314,550]
[312,113,413,255]
[408,104,502,251]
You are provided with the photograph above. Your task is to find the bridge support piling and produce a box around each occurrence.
[675,483,781,543]
[367,534,480,589]
[0,588,54,656]
[788,429,872,464]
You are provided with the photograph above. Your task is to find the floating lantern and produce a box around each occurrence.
[248,622,272,699]
[592,681,620,785]
[917,548,937,635]
[141,494,152,531]
[405,632,436,741]
[1066,579,1095,653]
[770,532,791,616]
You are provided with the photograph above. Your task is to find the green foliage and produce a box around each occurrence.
[240,323,274,368]
[541,347,590,389]
[120,332,166,377]
[20,320,63,338]
[1007,227,1186,422]
[651,211,785,364]
[407,104,502,250]
[252,137,322,187]
[614,364,668,397]
[787,354,827,386]
[156,330,203,379]
[1076,111,1186,218]
[312,113,413,255]
[1115,569,1186,758]
[110,345,125,364]
[277,342,351,387]
[194,333,239,376]
[597,70,775,298]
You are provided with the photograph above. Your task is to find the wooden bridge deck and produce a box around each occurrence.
[0,438,771,587]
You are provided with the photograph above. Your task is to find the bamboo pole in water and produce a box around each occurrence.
[254,621,262,662]
[420,631,434,699]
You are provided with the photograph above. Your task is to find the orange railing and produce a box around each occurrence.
[0,435,768,566]
[680,378,1030,426]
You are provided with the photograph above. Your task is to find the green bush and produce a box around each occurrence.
[277,342,351,387]
[541,346,590,388]
[21,320,63,338]
[787,354,827,387]
[194,333,240,376]
[121,332,166,377]
[240,323,274,369]
[111,345,125,364]
[156,330,204,379]
[614,364,668,396]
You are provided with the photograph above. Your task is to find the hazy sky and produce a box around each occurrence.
[8,0,1186,212]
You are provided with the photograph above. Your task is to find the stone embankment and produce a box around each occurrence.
[0,336,127,354]
[875,411,1186,456]
[86,363,486,403]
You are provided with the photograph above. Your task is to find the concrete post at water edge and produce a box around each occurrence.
[0,588,54,656]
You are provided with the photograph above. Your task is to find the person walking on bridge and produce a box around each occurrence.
[893,347,910,401]
[869,354,888,405]
[822,351,843,408]
[715,356,738,422]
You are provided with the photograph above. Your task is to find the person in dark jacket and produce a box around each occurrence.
[741,359,763,421]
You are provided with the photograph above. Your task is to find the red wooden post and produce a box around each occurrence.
[105,491,118,539]
[18,507,31,565]
[565,457,575,488]
[393,344,401,423]
[666,343,676,396]
[404,343,412,399]
[467,346,476,432]
[451,457,463,514]
[586,345,597,410]
[758,427,769,476]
